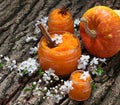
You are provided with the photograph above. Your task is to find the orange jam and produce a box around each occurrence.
[38,32,81,76]
[69,70,92,101]
[48,8,74,33]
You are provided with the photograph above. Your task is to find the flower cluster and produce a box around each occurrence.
[77,55,90,69]
[42,68,59,84]
[77,55,106,75]
[48,80,73,103]
[59,80,73,93]
[27,68,74,103]
[18,58,39,76]
[43,79,73,103]
[51,34,63,44]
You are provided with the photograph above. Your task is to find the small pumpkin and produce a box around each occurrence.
[80,6,120,58]
[48,6,74,33]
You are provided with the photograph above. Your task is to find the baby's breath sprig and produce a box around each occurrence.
[42,70,73,103]
[42,79,73,103]
[24,68,74,103]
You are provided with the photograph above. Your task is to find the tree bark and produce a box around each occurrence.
[0,0,120,105]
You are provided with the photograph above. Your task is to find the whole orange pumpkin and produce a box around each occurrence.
[80,6,120,58]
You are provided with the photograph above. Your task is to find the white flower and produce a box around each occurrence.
[77,55,90,69]
[80,55,90,65]
[25,36,37,43]
[45,89,63,103]
[34,17,48,34]
[42,68,59,84]
[99,58,106,63]
[3,56,17,70]
[18,58,39,76]
[7,60,17,70]
[40,17,48,26]
[35,20,41,27]
[29,46,38,54]
[51,34,63,44]
[91,69,98,75]
[90,57,99,65]
[4,56,10,62]
[60,80,73,94]
[88,65,97,75]
[74,18,80,27]
[45,68,55,76]
[45,87,63,103]
[52,94,63,103]
[80,71,90,81]
[46,90,51,97]
[42,73,51,83]
[77,62,86,69]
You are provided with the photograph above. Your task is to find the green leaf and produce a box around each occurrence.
[24,88,31,92]
[92,82,97,89]
[38,67,44,76]
[0,63,3,68]
[96,68,104,76]
[32,83,36,89]
[22,69,28,76]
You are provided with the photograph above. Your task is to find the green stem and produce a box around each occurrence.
[80,18,96,38]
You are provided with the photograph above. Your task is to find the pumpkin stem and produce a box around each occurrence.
[59,5,69,15]
[80,18,96,38]
[38,23,57,48]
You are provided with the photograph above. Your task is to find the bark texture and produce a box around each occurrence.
[0,0,120,105]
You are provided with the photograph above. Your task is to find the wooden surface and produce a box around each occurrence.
[0,0,120,105]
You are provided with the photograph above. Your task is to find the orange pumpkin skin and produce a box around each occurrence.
[80,6,120,58]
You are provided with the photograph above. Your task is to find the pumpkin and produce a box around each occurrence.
[80,6,120,58]
[114,10,120,17]
[48,6,74,33]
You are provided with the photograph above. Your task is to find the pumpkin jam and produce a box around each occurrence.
[48,8,74,33]
[38,32,81,76]
[69,70,92,101]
